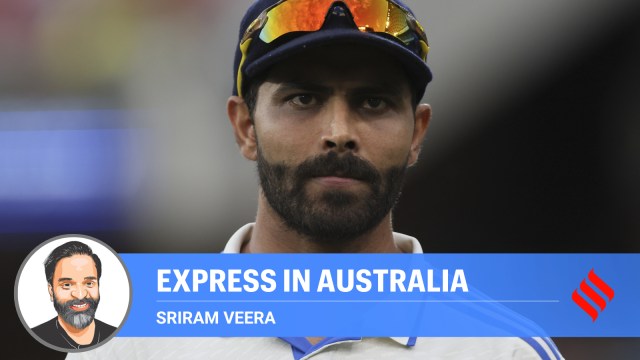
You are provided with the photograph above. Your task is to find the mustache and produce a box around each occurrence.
[55,297,98,314]
[295,152,381,184]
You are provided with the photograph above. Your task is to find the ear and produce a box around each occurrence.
[48,284,53,301]
[227,95,258,161]
[408,103,431,167]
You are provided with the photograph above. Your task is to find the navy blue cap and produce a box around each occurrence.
[232,0,433,100]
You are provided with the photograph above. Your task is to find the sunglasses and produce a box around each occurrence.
[237,0,429,97]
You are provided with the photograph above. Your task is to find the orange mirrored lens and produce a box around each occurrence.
[344,0,389,32]
[260,0,391,43]
[261,0,334,43]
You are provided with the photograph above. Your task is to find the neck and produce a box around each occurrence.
[243,192,400,254]
[57,315,95,345]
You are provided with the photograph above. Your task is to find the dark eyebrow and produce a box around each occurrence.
[272,81,406,99]
[271,82,333,98]
[56,276,97,282]
[351,82,406,97]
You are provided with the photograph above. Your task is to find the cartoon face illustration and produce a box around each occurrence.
[28,240,118,350]
[48,253,101,330]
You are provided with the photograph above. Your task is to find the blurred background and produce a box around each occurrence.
[2,0,638,358]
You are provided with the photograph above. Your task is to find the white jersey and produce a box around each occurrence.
[67,224,564,360]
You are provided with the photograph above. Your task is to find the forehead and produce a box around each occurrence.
[54,255,97,279]
[263,43,412,92]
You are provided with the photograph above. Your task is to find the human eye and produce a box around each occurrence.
[85,280,96,287]
[287,94,318,108]
[61,283,72,290]
[361,97,391,112]
[364,97,385,109]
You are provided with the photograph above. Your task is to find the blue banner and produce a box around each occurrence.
[117,254,639,337]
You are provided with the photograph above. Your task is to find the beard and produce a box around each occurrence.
[257,148,407,243]
[53,294,99,330]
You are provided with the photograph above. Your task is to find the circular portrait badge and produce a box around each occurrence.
[14,235,132,353]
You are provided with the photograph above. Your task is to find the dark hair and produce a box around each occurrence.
[243,73,267,121]
[44,241,102,286]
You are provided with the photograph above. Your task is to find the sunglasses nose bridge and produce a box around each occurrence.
[329,2,348,17]
[322,1,359,29]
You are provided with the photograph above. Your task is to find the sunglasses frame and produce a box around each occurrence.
[240,0,428,58]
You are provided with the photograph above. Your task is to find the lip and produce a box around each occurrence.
[70,302,89,312]
[313,176,361,187]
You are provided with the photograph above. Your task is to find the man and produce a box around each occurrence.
[69,0,564,358]
[32,241,116,350]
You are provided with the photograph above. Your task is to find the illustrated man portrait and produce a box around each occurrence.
[32,241,116,350]
[69,0,564,358]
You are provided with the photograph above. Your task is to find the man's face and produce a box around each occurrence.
[49,255,100,330]
[251,44,423,242]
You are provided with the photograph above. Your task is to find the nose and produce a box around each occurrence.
[71,285,87,299]
[321,100,358,152]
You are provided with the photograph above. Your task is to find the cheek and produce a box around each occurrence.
[54,289,72,302]
[257,124,319,164]
[88,287,100,299]
[362,120,414,166]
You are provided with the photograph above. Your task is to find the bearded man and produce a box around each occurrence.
[32,241,116,350]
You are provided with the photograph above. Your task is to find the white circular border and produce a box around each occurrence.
[14,234,132,353]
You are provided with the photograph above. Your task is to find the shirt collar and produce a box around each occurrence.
[221,223,421,351]
[222,223,423,254]
[280,336,415,360]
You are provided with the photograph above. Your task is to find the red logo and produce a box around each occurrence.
[572,269,615,322]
